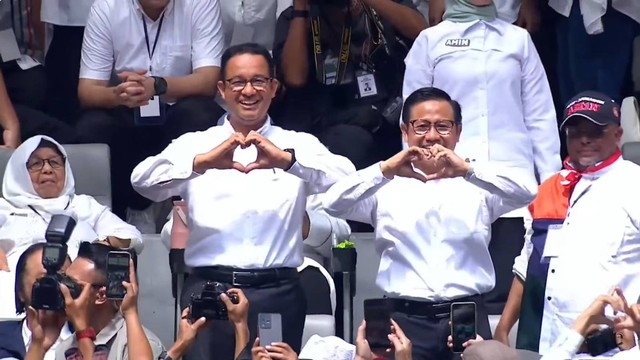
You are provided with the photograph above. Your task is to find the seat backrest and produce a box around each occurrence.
[620,96,640,147]
[622,142,640,166]
[0,144,112,208]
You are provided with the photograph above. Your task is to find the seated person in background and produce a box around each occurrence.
[0,135,142,319]
[272,0,427,169]
[323,87,537,360]
[77,0,227,228]
[0,0,77,146]
[0,243,73,360]
[55,242,163,360]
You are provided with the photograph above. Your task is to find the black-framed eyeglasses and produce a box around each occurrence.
[409,120,456,136]
[26,156,66,172]
[565,126,609,139]
[225,76,273,92]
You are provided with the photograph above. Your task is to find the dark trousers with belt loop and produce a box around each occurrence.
[389,294,492,360]
[180,266,307,360]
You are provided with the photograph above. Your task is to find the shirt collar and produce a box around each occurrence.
[95,313,125,345]
[133,0,175,20]
[457,19,504,36]
[23,319,73,353]
[221,114,273,136]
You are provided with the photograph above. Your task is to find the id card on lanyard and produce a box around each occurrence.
[135,13,166,126]
[310,4,351,86]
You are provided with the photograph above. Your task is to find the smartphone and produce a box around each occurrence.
[258,313,283,347]
[363,299,391,350]
[451,302,477,353]
[106,251,131,300]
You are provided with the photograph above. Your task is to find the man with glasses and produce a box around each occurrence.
[76,0,226,232]
[131,42,355,360]
[323,87,537,360]
[495,91,640,356]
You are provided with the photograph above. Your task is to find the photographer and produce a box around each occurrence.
[0,243,73,359]
[272,0,427,169]
[165,289,251,360]
[54,242,163,360]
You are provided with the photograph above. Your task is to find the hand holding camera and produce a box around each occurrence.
[60,280,93,331]
[189,282,240,322]
[26,306,67,351]
[220,288,249,325]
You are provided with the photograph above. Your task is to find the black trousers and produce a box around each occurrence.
[391,297,492,360]
[45,25,85,125]
[179,272,307,360]
[0,61,77,144]
[76,96,225,217]
[484,217,526,315]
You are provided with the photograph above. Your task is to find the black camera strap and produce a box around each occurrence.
[310,4,352,85]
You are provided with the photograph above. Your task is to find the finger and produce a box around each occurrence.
[231,162,246,172]
[219,292,232,307]
[128,259,136,287]
[357,320,366,341]
[59,283,73,306]
[252,337,261,349]
[390,319,407,340]
[78,280,92,300]
[388,333,402,348]
[244,162,263,173]
[192,316,207,330]
[122,280,134,295]
[181,307,190,319]
[424,171,444,181]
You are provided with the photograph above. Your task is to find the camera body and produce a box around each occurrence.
[189,282,239,321]
[31,214,79,311]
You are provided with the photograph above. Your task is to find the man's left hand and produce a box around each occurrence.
[243,131,292,173]
[422,144,469,180]
[265,342,298,360]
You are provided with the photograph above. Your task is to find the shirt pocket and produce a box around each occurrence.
[165,44,192,76]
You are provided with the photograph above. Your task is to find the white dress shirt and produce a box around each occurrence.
[323,162,537,301]
[80,0,224,81]
[21,321,72,360]
[548,0,640,34]
[542,328,639,359]
[403,19,561,219]
[514,158,640,355]
[131,117,355,269]
[41,0,95,27]
[220,0,283,50]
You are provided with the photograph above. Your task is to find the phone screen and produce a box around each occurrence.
[106,251,131,300]
[451,302,476,353]
[364,299,391,350]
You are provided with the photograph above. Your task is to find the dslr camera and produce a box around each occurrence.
[31,214,82,311]
[189,282,239,321]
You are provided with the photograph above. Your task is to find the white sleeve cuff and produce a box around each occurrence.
[305,211,333,249]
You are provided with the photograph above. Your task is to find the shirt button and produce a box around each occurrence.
[547,296,552,301]
[551,269,555,274]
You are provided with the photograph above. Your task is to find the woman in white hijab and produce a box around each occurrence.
[0,135,142,319]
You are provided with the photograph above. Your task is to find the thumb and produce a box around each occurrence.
[193,316,207,330]
[409,170,428,182]
[27,306,38,323]
[59,283,73,305]
[219,293,232,307]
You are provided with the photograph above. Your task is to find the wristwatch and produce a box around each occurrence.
[283,148,296,171]
[292,9,309,18]
[158,350,173,360]
[152,76,168,96]
[76,327,97,342]
[464,165,475,180]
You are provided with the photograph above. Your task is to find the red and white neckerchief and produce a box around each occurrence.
[559,149,621,193]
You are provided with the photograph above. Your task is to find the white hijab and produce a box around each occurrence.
[2,135,75,216]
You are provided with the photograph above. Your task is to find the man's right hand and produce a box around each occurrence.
[27,306,67,351]
[220,288,249,326]
[379,146,429,181]
[428,0,445,26]
[115,70,150,108]
[61,281,93,331]
[193,133,248,174]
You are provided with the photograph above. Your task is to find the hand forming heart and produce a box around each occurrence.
[193,132,292,174]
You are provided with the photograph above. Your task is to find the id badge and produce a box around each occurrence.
[541,224,565,260]
[134,96,166,126]
[357,72,378,98]
[323,56,338,85]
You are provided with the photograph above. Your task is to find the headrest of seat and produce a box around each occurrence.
[622,142,640,166]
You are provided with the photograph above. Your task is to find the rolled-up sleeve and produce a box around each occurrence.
[79,1,114,80]
[191,0,225,69]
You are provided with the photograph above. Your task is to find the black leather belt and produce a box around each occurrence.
[387,294,484,319]
[193,266,299,287]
